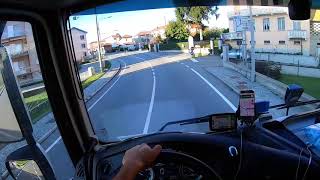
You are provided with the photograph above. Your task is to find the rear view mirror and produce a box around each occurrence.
[5,145,55,179]
[288,0,311,20]
[209,113,237,131]
[7,160,44,179]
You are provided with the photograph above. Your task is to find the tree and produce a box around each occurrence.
[175,6,219,41]
[165,21,189,41]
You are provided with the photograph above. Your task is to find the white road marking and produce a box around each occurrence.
[185,65,190,68]
[44,61,127,154]
[88,61,127,111]
[190,58,199,63]
[45,136,62,153]
[143,61,156,134]
[189,68,237,111]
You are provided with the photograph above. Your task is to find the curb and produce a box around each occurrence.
[84,60,122,102]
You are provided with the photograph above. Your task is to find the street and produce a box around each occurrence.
[33,52,240,179]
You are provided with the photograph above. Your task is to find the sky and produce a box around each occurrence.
[70,6,234,44]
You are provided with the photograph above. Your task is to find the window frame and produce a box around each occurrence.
[277,17,285,31]
[0,8,93,165]
[263,18,270,31]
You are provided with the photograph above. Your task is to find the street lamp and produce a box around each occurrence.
[95,13,112,72]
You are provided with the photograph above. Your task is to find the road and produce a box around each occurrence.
[20,52,239,179]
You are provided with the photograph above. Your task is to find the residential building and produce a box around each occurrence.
[151,26,166,39]
[222,8,311,55]
[70,27,88,62]
[1,21,41,85]
[120,35,134,45]
[133,31,152,46]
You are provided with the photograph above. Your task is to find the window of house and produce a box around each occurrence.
[81,43,86,48]
[264,40,271,44]
[263,18,270,31]
[83,52,87,56]
[278,17,285,31]
[293,21,301,30]
[279,40,286,45]
[294,41,301,45]
[80,35,85,40]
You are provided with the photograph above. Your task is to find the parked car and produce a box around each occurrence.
[220,49,251,60]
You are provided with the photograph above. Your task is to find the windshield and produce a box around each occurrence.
[69,3,320,142]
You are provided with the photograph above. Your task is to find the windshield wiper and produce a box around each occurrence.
[158,115,211,132]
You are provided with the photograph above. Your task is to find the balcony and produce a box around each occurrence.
[11,50,29,59]
[221,32,243,41]
[288,30,307,40]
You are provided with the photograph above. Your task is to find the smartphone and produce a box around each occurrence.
[239,90,255,117]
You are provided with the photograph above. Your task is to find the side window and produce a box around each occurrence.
[0,21,74,179]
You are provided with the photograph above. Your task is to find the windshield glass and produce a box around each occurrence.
[69,2,320,142]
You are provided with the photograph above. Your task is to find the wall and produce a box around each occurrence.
[71,29,88,62]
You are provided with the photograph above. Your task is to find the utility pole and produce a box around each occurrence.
[95,12,103,73]
[249,6,256,82]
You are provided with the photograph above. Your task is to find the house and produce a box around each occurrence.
[1,21,42,85]
[187,24,202,36]
[134,31,152,46]
[222,7,311,55]
[120,35,134,45]
[151,26,166,39]
[70,27,88,62]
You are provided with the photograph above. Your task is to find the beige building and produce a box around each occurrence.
[70,27,88,62]
[223,8,312,56]
[1,21,41,85]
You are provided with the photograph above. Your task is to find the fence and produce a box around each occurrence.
[254,53,319,67]
[28,100,51,123]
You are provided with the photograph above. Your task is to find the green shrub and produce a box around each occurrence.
[256,61,281,80]
[159,41,188,50]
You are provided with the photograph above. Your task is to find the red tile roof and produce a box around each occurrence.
[122,34,132,38]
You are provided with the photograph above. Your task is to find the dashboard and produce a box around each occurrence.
[77,113,320,180]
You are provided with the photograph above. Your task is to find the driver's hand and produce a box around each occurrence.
[113,144,162,180]
[122,143,162,172]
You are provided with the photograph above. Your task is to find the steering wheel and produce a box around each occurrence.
[137,150,222,180]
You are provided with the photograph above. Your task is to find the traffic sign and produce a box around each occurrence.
[234,16,250,32]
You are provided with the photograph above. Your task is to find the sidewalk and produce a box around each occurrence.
[195,55,312,118]
[83,60,121,101]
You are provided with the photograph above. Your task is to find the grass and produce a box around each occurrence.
[24,91,51,124]
[25,91,48,107]
[279,74,320,99]
[81,72,105,89]
[15,160,28,168]
[25,64,110,123]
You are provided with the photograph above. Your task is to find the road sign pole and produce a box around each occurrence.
[249,6,256,82]
[95,13,103,73]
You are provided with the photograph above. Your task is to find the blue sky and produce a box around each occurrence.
[70,7,234,44]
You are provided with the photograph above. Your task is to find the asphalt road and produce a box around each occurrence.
[22,52,239,179]
[86,52,238,140]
